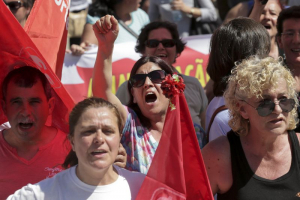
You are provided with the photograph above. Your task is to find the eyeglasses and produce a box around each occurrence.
[145,39,176,48]
[281,31,300,39]
[241,98,296,117]
[129,70,166,88]
[4,1,24,11]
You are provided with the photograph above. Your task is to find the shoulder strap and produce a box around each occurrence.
[118,20,139,39]
[207,105,227,141]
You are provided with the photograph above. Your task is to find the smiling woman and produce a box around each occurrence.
[7,97,145,200]
[92,15,177,174]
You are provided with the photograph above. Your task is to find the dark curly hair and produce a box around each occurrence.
[135,21,186,63]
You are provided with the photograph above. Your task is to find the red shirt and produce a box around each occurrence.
[0,129,71,199]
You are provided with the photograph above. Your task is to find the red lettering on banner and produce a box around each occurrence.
[63,46,210,103]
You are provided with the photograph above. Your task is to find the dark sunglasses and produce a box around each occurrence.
[4,1,24,11]
[129,70,166,88]
[145,39,176,48]
[241,98,296,117]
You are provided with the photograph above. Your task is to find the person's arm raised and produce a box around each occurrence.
[92,15,128,124]
[249,0,268,22]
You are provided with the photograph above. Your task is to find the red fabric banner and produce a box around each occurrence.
[0,1,74,133]
[24,0,70,79]
[136,94,213,200]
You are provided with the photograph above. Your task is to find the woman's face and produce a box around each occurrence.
[131,62,170,120]
[260,0,282,38]
[144,28,177,65]
[239,78,290,135]
[71,107,120,172]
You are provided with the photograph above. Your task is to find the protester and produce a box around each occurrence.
[205,17,270,142]
[92,15,180,174]
[7,97,145,199]
[276,6,300,131]
[249,0,283,58]
[148,0,217,37]
[224,0,282,58]
[4,0,34,27]
[203,56,300,199]
[116,21,208,148]
[0,66,70,199]
[71,0,149,55]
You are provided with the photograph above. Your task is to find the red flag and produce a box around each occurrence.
[136,94,213,200]
[0,1,74,133]
[24,0,70,79]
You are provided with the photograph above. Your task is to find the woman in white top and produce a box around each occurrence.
[7,97,145,200]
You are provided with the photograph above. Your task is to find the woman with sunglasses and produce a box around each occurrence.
[116,20,208,148]
[202,56,300,199]
[205,17,270,142]
[4,0,34,27]
[92,15,175,174]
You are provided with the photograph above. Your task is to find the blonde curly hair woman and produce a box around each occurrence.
[203,56,300,200]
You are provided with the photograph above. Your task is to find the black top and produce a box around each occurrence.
[218,130,300,200]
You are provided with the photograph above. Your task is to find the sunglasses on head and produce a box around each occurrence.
[145,39,176,48]
[129,70,166,88]
[4,1,24,11]
[241,98,296,117]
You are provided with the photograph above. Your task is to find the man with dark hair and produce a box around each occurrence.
[0,66,70,199]
[4,0,35,27]
[277,6,300,131]
[116,21,208,148]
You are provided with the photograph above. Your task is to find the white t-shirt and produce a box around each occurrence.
[7,165,145,200]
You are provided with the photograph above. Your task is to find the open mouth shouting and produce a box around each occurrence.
[145,92,157,103]
[19,122,34,129]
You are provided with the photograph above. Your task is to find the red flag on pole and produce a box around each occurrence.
[0,1,74,133]
[24,0,70,79]
[136,93,213,200]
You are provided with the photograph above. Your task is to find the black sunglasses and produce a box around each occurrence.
[129,70,166,88]
[241,98,296,117]
[145,39,176,48]
[4,1,24,11]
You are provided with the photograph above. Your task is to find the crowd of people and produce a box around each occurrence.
[2,0,300,199]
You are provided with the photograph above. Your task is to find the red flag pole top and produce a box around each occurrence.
[0,1,74,133]
[136,74,213,199]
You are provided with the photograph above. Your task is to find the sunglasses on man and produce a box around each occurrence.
[129,70,166,88]
[4,1,25,11]
[241,98,296,117]
[145,39,176,48]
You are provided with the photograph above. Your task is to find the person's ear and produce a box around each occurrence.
[1,99,7,116]
[68,135,75,152]
[47,97,55,115]
[238,101,249,120]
